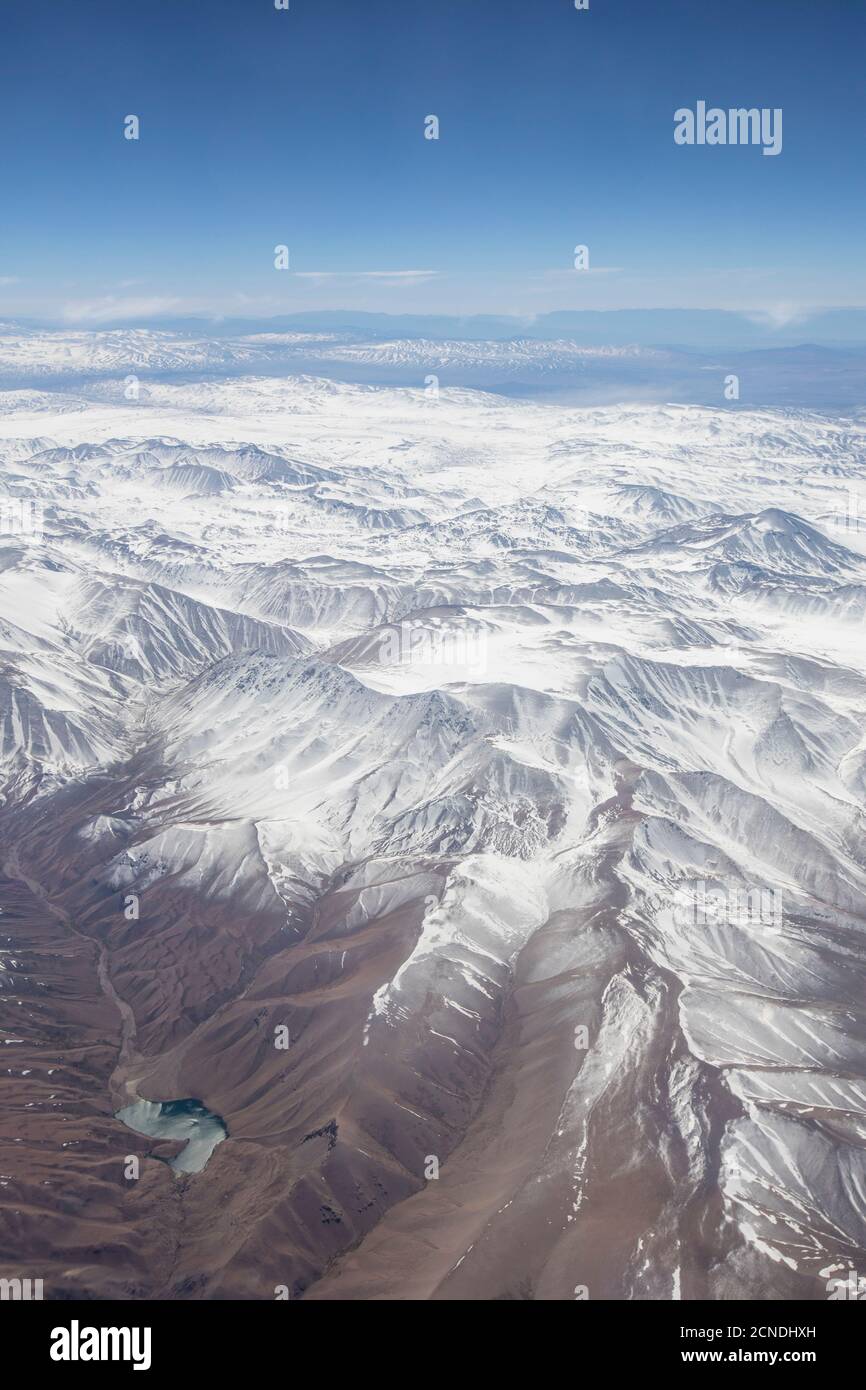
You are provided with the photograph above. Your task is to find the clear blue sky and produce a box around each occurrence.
[2,0,864,323]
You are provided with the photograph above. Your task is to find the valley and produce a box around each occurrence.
[0,360,865,1299]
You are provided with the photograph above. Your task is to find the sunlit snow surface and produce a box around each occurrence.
[1,358,866,1300]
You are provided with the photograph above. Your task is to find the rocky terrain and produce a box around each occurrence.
[1,347,865,1299]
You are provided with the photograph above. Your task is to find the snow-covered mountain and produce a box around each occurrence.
[0,325,660,386]
[0,323,862,409]
[1,349,866,1302]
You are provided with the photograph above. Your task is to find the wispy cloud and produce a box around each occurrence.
[293,270,438,285]
[539,268,624,280]
[61,295,185,323]
[746,302,807,330]
[0,276,20,286]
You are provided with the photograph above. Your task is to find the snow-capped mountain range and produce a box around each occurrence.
[1,336,865,1300]
[0,324,669,381]
[0,321,863,409]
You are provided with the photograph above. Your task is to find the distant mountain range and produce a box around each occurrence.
[6,306,866,350]
[0,323,863,409]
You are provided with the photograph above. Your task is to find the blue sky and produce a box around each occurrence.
[2,0,864,323]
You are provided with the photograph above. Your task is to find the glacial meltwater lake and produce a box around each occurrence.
[116,1098,227,1174]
